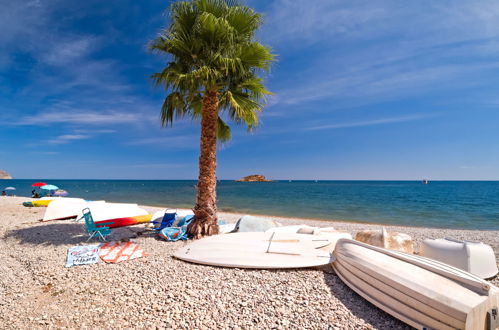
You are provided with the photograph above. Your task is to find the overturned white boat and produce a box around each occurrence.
[174,232,334,269]
[333,239,499,330]
[421,238,498,279]
[77,203,148,222]
[42,199,103,221]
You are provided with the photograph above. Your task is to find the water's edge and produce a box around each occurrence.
[4,180,499,230]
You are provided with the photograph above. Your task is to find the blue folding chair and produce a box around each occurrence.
[82,208,113,241]
[176,214,194,227]
[151,209,177,231]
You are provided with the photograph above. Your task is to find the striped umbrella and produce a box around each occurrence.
[53,189,68,197]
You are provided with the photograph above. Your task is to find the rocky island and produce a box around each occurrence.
[236,174,271,182]
[0,170,12,179]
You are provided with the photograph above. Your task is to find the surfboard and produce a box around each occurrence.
[173,232,334,269]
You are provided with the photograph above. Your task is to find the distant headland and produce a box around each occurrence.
[236,174,271,182]
[0,170,12,179]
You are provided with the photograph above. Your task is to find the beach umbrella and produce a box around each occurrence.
[41,184,58,190]
[32,182,47,187]
[53,189,68,197]
[4,187,16,190]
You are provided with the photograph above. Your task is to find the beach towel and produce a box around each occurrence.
[158,226,189,241]
[65,244,101,268]
[99,241,148,263]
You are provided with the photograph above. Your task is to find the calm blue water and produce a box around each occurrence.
[3,180,499,230]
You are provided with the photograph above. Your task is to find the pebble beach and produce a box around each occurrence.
[1,196,498,329]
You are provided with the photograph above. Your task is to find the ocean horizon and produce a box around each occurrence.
[4,179,499,231]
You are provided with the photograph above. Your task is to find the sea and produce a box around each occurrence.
[3,180,499,230]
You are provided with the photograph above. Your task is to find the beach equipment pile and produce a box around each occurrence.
[150,209,194,241]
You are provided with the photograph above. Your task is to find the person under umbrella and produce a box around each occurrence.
[32,182,47,197]
[4,187,16,196]
[40,184,58,197]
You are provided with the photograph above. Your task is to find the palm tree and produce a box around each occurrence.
[150,0,274,238]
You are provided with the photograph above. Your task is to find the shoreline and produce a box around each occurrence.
[19,195,499,232]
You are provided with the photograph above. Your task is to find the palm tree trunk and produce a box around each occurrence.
[188,90,220,239]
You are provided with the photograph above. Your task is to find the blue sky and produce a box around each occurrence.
[1,0,499,180]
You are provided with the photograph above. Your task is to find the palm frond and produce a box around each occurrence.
[150,0,275,138]
[160,92,188,127]
[217,116,232,142]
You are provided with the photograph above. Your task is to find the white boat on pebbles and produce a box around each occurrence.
[42,199,101,221]
[333,238,499,330]
[421,238,499,279]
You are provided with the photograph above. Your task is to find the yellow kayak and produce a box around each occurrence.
[33,199,54,207]
[23,199,54,207]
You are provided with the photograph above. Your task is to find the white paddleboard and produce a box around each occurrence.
[174,232,334,269]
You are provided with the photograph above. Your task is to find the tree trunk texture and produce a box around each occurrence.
[187,90,220,239]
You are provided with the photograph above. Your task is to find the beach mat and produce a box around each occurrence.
[99,241,148,263]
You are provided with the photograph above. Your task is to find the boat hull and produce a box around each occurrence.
[174,232,335,269]
[333,238,499,330]
[421,238,499,279]
[95,214,152,229]
[42,199,91,221]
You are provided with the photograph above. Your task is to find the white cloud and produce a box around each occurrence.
[18,111,140,125]
[31,151,60,155]
[263,1,499,48]
[42,36,99,66]
[128,135,198,148]
[304,114,438,131]
[263,1,499,108]
[47,134,91,144]
[261,0,390,47]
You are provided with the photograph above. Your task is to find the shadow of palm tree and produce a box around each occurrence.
[322,271,411,329]
[3,222,137,246]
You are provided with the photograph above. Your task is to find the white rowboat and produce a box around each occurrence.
[76,203,148,222]
[421,238,498,279]
[42,199,101,221]
[333,238,499,330]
